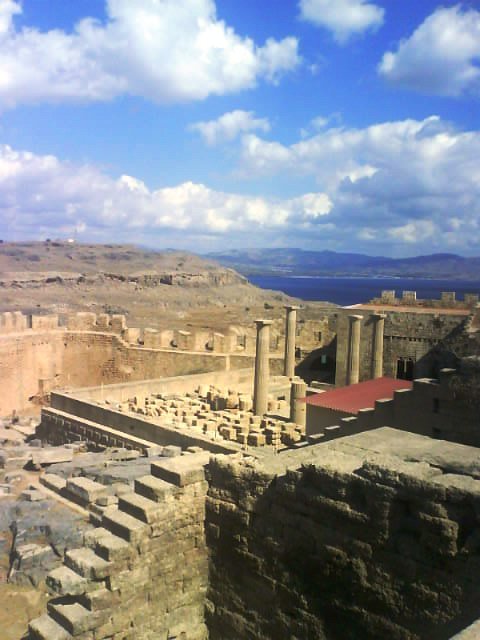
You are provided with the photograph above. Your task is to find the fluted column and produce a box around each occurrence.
[284,305,300,378]
[347,315,363,385]
[371,313,386,379]
[253,320,273,416]
[290,378,307,431]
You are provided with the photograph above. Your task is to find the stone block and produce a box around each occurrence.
[66,477,108,504]
[29,613,71,640]
[40,473,67,493]
[31,447,74,466]
[150,452,210,487]
[46,566,88,596]
[162,445,182,458]
[65,547,111,580]
[21,488,44,501]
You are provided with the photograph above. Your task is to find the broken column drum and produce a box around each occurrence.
[253,320,273,416]
[371,313,386,379]
[290,378,307,430]
[347,315,363,385]
[284,305,300,379]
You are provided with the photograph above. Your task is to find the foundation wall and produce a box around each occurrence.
[206,434,480,640]
[43,405,238,455]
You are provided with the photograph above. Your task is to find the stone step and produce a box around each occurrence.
[29,613,72,640]
[134,474,178,503]
[66,477,108,506]
[40,473,67,494]
[83,527,113,549]
[118,492,161,523]
[47,601,96,636]
[64,547,111,580]
[83,526,133,563]
[46,566,88,596]
[150,452,210,487]
[102,507,150,543]
[78,587,119,612]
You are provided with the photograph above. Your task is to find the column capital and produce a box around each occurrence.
[254,319,273,327]
[348,314,364,321]
[371,313,386,320]
[284,305,301,312]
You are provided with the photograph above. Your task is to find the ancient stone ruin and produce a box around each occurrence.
[1,291,480,639]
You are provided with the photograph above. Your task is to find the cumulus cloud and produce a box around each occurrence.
[378,6,480,96]
[0,0,300,108]
[189,110,271,145]
[0,143,332,247]
[239,116,480,253]
[4,113,480,253]
[299,0,384,43]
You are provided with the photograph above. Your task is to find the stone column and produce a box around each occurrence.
[290,378,307,431]
[284,305,300,379]
[347,315,363,385]
[371,313,386,379]
[253,320,273,416]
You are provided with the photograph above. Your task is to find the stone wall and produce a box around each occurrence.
[335,309,467,386]
[373,290,479,309]
[26,428,480,639]
[206,430,480,640]
[42,404,239,455]
[0,316,255,416]
[306,369,480,448]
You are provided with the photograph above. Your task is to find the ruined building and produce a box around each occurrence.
[2,291,480,639]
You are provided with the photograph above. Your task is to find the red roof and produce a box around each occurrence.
[303,377,412,414]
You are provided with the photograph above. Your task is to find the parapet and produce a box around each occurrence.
[374,290,478,310]
[0,311,59,333]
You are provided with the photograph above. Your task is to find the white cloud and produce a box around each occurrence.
[0,0,300,108]
[378,6,480,96]
[239,116,480,253]
[299,0,384,43]
[0,143,332,247]
[189,110,271,145]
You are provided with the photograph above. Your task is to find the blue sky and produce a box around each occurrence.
[1,0,480,256]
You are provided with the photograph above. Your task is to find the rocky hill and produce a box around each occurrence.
[0,242,325,331]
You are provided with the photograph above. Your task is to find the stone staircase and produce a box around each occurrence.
[28,452,211,640]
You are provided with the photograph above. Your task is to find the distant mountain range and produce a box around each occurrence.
[207,249,480,280]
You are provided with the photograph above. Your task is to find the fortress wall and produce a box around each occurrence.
[206,430,480,640]
[375,290,479,309]
[0,330,65,416]
[0,329,247,416]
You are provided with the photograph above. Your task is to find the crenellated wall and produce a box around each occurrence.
[373,290,479,309]
[0,312,258,416]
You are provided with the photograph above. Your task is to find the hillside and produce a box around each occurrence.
[0,242,331,331]
[207,248,480,280]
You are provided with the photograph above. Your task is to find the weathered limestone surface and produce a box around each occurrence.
[206,428,480,640]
